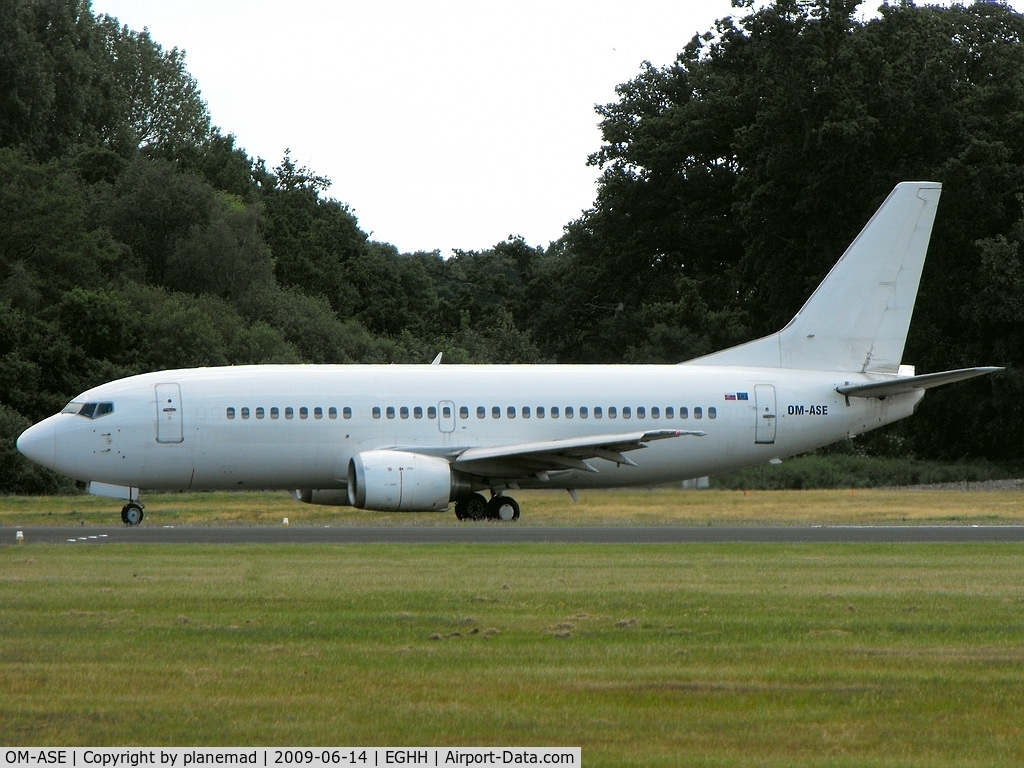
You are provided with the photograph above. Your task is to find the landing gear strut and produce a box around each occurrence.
[121,501,144,526]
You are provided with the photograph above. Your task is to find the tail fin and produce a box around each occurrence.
[686,181,942,373]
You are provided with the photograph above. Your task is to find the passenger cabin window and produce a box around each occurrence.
[226,407,236,420]
[343,407,353,419]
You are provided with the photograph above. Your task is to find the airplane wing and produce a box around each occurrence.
[836,366,1003,399]
[448,429,705,479]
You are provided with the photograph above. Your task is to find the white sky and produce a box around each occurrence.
[91,1,1022,255]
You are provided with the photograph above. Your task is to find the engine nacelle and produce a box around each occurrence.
[347,450,465,511]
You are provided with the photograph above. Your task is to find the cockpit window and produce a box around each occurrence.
[61,401,114,419]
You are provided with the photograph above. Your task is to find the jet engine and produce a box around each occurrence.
[347,450,469,511]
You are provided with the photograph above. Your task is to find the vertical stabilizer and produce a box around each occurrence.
[686,181,942,373]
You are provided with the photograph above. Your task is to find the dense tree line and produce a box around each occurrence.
[1,0,1021,493]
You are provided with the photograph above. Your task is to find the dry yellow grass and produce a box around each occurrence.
[1,486,1021,527]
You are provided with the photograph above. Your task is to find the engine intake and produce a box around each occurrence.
[347,450,466,511]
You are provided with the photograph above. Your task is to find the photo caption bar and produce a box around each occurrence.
[2,749,580,767]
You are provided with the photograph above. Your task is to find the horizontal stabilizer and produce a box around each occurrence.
[836,367,1004,399]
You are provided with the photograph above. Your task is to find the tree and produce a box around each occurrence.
[166,192,275,300]
[555,0,1024,459]
[0,148,122,311]
[259,151,368,313]
[95,155,217,285]
[94,14,211,153]
[0,0,109,158]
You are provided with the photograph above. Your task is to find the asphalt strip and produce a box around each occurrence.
[6,525,1024,545]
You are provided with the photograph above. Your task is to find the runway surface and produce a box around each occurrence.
[6,525,1024,545]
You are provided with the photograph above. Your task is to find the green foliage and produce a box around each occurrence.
[560,0,1024,458]
[712,450,1015,491]
[93,14,211,153]
[1,0,1022,494]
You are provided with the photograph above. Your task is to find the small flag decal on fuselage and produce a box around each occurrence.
[724,392,749,401]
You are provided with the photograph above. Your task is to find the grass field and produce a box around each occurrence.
[1,485,1022,527]
[2,489,1023,765]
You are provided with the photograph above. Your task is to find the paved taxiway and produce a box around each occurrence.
[6,525,1024,545]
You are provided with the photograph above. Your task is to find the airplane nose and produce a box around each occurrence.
[17,419,57,470]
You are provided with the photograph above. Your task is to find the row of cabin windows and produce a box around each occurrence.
[371,404,718,421]
[226,406,351,420]
[225,404,719,422]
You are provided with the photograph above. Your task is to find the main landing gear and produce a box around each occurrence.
[454,492,521,522]
[121,501,144,526]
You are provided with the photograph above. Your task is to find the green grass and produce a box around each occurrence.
[3,543,1024,765]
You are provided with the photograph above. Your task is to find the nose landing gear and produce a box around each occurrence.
[121,501,144,526]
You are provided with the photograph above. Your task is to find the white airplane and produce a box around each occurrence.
[17,181,1001,525]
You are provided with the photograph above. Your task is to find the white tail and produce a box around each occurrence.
[686,181,942,373]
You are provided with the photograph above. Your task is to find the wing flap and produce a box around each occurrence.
[452,429,705,478]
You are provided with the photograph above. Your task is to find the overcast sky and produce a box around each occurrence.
[92,1,1020,256]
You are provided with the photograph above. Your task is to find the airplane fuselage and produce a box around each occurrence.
[22,363,921,496]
